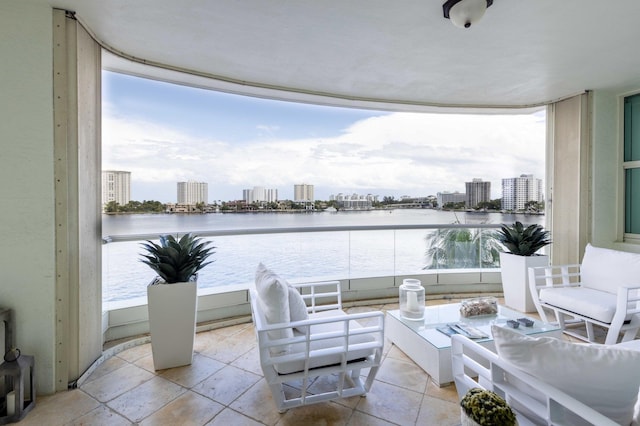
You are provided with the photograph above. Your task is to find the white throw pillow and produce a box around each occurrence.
[254,263,292,346]
[492,325,640,425]
[288,285,309,332]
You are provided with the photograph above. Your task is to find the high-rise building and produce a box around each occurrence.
[102,170,131,206]
[177,181,208,205]
[294,184,314,202]
[436,191,466,208]
[465,178,491,208]
[243,186,277,203]
[501,174,543,211]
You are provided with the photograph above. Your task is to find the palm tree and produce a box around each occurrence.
[424,227,501,270]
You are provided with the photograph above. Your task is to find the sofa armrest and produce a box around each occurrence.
[451,334,619,425]
[607,284,640,344]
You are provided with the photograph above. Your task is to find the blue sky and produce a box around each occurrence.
[102,71,546,203]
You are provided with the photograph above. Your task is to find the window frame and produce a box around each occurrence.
[623,94,640,242]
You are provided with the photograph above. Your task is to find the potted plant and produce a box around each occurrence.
[497,222,551,313]
[141,233,215,370]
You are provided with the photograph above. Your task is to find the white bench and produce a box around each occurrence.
[249,264,384,412]
[528,243,640,344]
[452,327,640,425]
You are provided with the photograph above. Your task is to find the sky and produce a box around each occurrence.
[102,71,546,203]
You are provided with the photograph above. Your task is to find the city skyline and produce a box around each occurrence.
[102,72,546,203]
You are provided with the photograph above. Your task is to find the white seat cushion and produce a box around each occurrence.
[274,310,377,375]
[539,286,617,323]
[492,325,640,426]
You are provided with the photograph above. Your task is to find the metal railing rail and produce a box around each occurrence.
[102,223,503,243]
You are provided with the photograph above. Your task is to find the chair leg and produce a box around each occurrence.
[585,322,595,342]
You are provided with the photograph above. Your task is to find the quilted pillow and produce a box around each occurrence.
[492,325,640,425]
[255,263,292,345]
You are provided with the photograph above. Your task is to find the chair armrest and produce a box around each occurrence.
[257,310,385,365]
[610,284,640,337]
[528,264,582,323]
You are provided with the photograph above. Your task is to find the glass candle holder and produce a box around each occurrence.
[399,278,425,320]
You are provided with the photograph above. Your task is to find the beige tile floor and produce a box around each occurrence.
[17,297,582,426]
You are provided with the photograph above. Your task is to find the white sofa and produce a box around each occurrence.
[452,326,640,426]
[249,264,385,412]
[528,243,640,344]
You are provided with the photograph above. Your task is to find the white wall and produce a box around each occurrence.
[0,1,57,393]
[591,89,640,253]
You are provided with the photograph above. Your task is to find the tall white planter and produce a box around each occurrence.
[147,280,197,370]
[499,252,548,313]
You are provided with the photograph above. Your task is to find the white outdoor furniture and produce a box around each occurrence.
[249,264,384,412]
[385,303,560,387]
[528,243,640,345]
[452,326,640,426]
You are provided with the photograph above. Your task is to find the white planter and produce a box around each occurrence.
[147,280,197,370]
[499,252,548,313]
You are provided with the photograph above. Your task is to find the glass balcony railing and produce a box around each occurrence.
[102,224,505,309]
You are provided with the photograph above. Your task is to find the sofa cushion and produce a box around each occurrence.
[255,263,293,345]
[492,325,640,425]
[274,310,377,375]
[539,286,618,323]
[581,243,640,294]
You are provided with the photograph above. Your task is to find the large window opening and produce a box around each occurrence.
[101,71,546,309]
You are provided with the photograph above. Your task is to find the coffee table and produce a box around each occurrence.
[385,303,562,387]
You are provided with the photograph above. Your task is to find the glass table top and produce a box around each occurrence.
[387,303,561,350]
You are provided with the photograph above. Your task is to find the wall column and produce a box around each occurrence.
[547,93,592,265]
[52,9,102,390]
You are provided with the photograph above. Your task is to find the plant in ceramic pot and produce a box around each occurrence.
[141,233,215,370]
[497,222,551,313]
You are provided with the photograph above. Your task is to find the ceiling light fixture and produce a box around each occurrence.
[443,0,493,29]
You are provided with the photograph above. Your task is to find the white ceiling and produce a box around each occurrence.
[46,0,640,110]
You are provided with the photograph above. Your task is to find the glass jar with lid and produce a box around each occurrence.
[399,278,425,320]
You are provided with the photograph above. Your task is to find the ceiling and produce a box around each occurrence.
[45,0,640,110]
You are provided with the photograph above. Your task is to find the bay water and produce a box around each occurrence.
[102,209,544,306]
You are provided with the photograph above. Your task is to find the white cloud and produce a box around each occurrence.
[103,110,545,202]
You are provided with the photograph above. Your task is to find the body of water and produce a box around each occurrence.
[102,209,545,306]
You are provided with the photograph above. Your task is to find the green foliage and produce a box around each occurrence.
[460,388,517,426]
[140,233,215,283]
[424,227,501,269]
[497,221,551,256]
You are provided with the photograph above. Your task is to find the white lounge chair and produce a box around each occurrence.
[249,264,384,412]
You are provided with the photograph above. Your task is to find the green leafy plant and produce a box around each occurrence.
[460,387,517,426]
[140,233,215,283]
[497,221,551,256]
[424,227,501,269]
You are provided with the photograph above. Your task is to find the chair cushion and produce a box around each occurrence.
[255,263,293,344]
[288,285,309,332]
[274,310,377,375]
[539,286,618,323]
[492,325,640,426]
[581,244,640,294]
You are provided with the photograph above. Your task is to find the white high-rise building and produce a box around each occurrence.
[177,181,208,205]
[243,186,278,203]
[501,174,543,211]
[102,170,131,206]
[465,178,491,208]
[436,191,466,208]
[294,184,314,202]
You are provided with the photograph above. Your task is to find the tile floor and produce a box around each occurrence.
[16,297,576,426]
